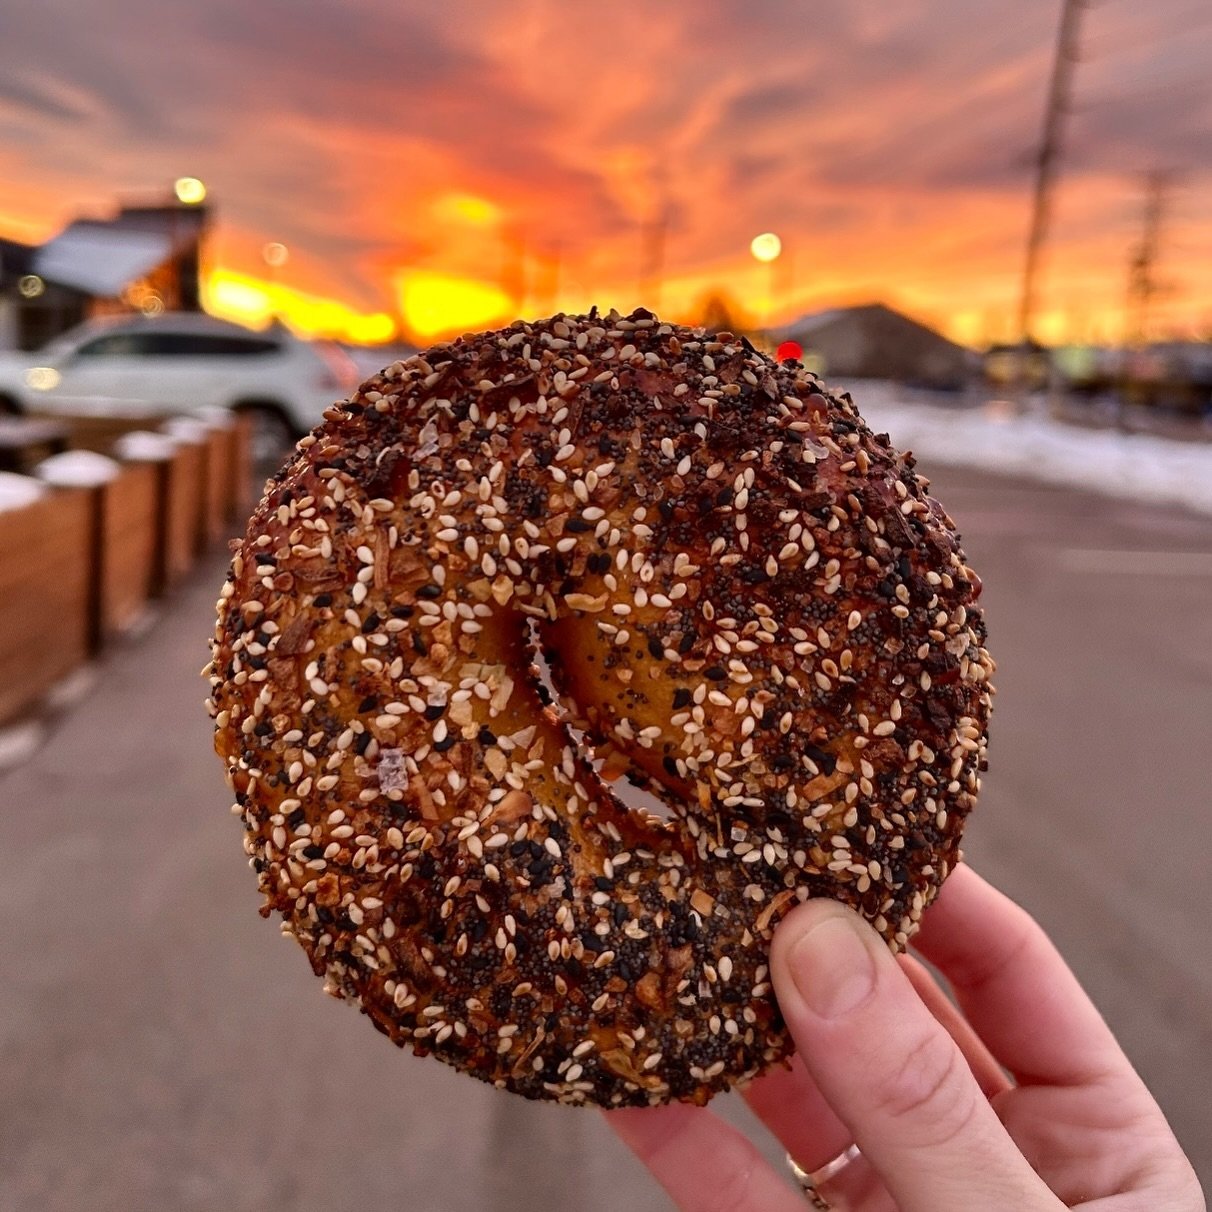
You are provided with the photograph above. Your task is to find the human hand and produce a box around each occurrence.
[608,865,1204,1210]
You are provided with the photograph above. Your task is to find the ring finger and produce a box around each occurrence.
[607,1102,808,1212]
[743,1053,853,1173]
[745,1057,898,1211]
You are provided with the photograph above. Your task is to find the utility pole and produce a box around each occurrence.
[1017,0,1087,346]
[1124,170,1175,345]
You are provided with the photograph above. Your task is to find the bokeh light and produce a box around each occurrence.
[173,177,207,205]
[262,242,290,268]
[749,232,782,263]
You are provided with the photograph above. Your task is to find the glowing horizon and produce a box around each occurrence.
[2,0,1209,349]
[5,196,1204,351]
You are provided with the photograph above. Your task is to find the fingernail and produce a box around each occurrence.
[788,911,877,1020]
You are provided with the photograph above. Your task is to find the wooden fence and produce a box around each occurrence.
[0,414,253,728]
[0,488,93,725]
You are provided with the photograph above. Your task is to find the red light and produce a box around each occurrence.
[777,340,803,363]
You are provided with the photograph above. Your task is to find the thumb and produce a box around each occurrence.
[771,900,1059,1212]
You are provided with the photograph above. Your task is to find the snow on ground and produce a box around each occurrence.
[850,382,1212,519]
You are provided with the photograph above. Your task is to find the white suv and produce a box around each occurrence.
[0,312,361,457]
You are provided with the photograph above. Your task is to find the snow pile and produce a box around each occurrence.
[189,405,234,431]
[112,430,180,462]
[34,450,121,488]
[0,472,48,514]
[852,386,1212,518]
[160,416,211,444]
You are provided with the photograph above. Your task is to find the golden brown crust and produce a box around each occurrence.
[206,308,994,1107]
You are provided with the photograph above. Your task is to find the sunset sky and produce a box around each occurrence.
[1,0,1210,346]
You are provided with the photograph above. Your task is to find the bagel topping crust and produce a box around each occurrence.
[207,308,994,1107]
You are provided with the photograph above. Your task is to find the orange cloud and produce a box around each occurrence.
[205,268,395,344]
[396,270,513,340]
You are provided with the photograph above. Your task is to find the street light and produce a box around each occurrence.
[750,232,782,263]
[262,242,289,322]
[174,177,207,205]
[750,232,782,327]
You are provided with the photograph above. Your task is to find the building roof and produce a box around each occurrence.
[778,302,965,348]
[32,222,174,297]
[774,302,974,388]
[777,307,844,336]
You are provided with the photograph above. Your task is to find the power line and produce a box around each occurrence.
[1018,0,1089,344]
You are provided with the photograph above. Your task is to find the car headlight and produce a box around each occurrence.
[24,366,61,391]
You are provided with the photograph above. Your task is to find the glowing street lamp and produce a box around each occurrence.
[174,177,207,205]
[750,232,783,326]
[261,242,289,320]
[750,232,782,263]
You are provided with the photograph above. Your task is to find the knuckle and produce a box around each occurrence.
[874,1030,977,1148]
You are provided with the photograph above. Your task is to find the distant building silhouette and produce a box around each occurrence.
[777,302,976,390]
[0,199,211,351]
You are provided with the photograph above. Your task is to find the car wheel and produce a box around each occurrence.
[236,404,295,469]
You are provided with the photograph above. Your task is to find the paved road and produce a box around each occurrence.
[1,466,1209,1210]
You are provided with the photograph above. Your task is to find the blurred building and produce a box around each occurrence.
[983,341,1053,393]
[778,302,976,389]
[1056,341,1212,414]
[0,199,211,352]
[985,340,1212,415]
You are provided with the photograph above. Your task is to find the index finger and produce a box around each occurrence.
[912,865,1131,1088]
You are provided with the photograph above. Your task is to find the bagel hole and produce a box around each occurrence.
[606,770,676,822]
[530,632,676,824]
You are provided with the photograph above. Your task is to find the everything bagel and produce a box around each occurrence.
[207,308,994,1107]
